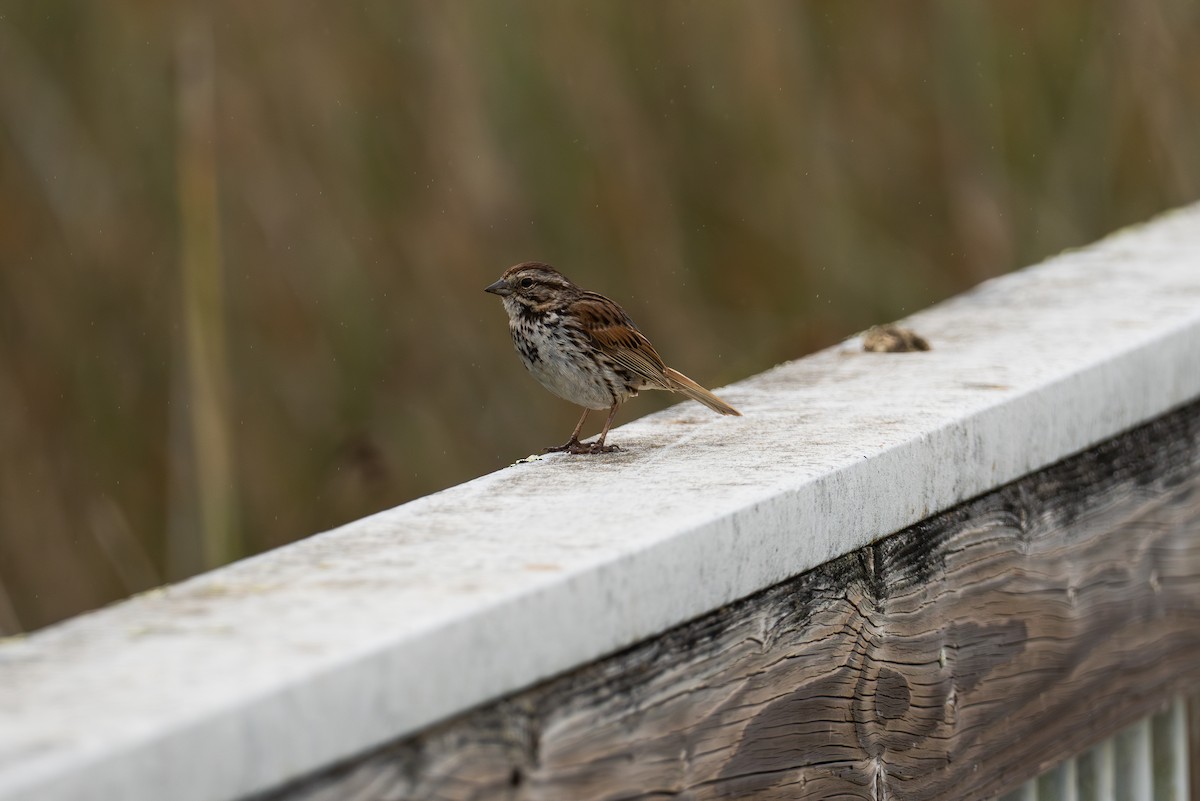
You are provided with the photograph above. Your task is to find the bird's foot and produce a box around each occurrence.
[543,438,619,455]
[544,437,586,454]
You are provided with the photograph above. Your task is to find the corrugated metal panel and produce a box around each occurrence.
[1000,698,1190,801]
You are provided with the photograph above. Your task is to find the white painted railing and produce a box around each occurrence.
[2,205,1200,801]
[999,698,1191,801]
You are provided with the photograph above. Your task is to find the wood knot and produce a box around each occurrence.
[874,667,911,720]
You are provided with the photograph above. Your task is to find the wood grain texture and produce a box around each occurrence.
[263,400,1200,801]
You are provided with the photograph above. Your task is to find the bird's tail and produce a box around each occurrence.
[664,367,741,416]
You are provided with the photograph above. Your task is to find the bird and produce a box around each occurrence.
[484,262,740,454]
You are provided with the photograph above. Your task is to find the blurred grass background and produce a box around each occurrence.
[1,1,1198,633]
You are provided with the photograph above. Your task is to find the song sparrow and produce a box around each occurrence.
[485,262,740,454]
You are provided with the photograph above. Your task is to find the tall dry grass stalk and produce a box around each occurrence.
[173,5,240,574]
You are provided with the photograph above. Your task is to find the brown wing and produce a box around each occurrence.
[570,292,672,389]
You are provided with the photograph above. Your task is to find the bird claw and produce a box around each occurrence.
[543,438,620,455]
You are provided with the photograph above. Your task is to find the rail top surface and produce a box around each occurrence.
[2,205,1200,801]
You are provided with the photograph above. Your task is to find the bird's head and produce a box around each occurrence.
[484,262,579,314]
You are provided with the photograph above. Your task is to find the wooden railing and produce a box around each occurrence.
[2,205,1199,801]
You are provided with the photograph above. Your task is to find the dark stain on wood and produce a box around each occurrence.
[259,399,1200,801]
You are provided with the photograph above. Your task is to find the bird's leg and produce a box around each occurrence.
[586,403,622,453]
[543,408,591,454]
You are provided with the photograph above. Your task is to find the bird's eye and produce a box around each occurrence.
[520,277,534,288]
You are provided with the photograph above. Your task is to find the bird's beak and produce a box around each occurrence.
[484,279,510,296]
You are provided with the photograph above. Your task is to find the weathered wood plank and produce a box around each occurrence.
[7,207,1200,801]
[264,398,1200,801]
